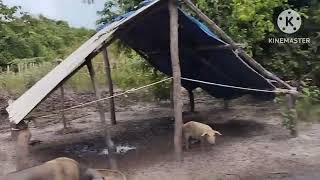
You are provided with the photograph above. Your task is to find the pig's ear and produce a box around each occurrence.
[201,133,208,136]
[214,131,222,135]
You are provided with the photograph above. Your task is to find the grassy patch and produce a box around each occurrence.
[0,62,54,96]
[1,48,170,101]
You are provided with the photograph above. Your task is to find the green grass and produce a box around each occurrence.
[0,55,106,96]
[65,54,106,92]
[0,62,54,96]
[110,49,170,100]
[0,49,170,101]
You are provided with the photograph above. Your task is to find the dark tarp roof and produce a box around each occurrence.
[111,1,276,100]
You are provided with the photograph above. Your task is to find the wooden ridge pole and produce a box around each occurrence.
[102,48,117,125]
[169,0,183,160]
[86,59,118,169]
[181,0,293,90]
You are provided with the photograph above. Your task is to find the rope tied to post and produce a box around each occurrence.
[25,77,173,119]
[23,76,297,121]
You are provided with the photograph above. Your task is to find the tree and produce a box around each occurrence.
[82,0,94,4]
[0,0,94,66]
[97,0,142,24]
[195,0,319,84]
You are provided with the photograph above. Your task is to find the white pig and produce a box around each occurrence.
[183,121,221,150]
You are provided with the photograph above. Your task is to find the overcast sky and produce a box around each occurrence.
[3,0,106,29]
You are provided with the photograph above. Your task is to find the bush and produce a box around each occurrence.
[0,62,54,96]
[111,48,170,101]
[296,85,320,122]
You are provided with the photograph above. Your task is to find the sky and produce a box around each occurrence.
[3,0,106,29]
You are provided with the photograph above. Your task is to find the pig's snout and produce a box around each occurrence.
[206,135,216,144]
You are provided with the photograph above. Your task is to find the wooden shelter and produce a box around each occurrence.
[6,0,297,167]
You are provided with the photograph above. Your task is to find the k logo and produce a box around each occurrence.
[277,9,302,34]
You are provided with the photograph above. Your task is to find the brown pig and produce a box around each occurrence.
[0,157,80,180]
[0,157,106,180]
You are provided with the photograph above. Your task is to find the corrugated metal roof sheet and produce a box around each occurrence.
[6,0,161,124]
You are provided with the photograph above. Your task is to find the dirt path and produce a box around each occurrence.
[0,94,320,179]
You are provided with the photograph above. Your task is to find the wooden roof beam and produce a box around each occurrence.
[146,44,245,55]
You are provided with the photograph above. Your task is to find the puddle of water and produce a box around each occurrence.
[64,144,136,157]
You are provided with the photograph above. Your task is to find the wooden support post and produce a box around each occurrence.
[286,94,298,137]
[223,99,229,110]
[55,59,68,130]
[18,64,21,73]
[7,65,10,73]
[187,89,195,112]
[181,0,293,90]
[86,59,118,169]
[102,48,117,125]
[170,79,174,108]
[60,86,67,129]
[169,0,183,160]
[11,121,31,171]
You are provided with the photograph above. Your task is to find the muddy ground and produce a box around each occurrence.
[0,91,320,180]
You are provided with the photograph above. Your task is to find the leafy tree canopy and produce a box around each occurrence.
[0,0,94,66]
